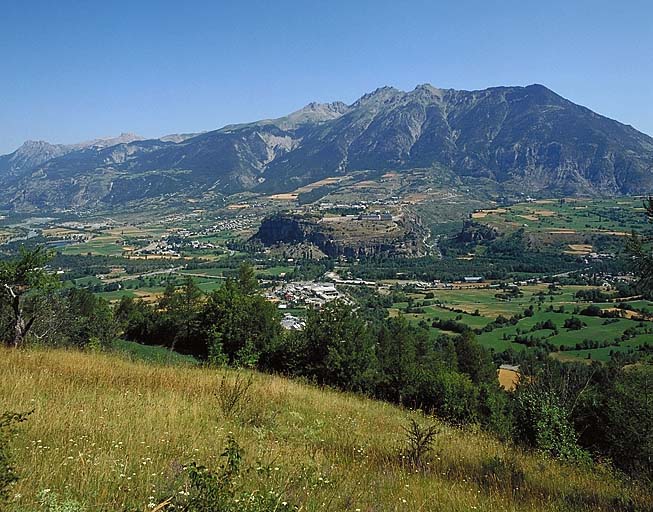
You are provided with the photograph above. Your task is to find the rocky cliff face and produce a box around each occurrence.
[455,221,500,244]
[254,213,426,258]
[3,83,653,209]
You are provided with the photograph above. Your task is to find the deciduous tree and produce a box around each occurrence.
[0,247,58,348]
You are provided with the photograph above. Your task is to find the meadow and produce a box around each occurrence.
[1,346,651,511]
[392,284,653,361]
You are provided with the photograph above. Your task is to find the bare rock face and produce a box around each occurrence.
[2,83,653,210]
[456,221,500,244]
[253,213,427,259]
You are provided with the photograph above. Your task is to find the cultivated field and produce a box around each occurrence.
[392,284,653,361]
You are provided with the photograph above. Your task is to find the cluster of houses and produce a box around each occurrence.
[315,198,399,211]
[280,313,306,331]
[134,217,258,256]
[268,281,346,309]
[357,211,393,221]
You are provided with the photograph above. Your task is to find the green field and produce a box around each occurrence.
[390,284,653,362]
[476,197,649,235]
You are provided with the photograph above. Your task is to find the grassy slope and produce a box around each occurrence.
[1,347,651,512]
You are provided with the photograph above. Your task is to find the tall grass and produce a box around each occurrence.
[0,347,650,511]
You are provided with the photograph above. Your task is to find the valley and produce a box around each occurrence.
[1,189,650,366]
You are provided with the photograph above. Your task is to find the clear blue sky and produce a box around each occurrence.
[2,0,652,153]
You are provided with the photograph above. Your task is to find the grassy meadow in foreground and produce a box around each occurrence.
[1,347,651,511]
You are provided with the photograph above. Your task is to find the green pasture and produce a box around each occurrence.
[390,285,653,362]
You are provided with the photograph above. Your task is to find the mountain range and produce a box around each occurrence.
[2,84,652,210]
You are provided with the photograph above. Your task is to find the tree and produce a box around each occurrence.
[376,316,419,404]
[114,296,156,343]
[604,366,653,479]
[627,196,653,296]
[302,300,376,391]
[513,384,585,460]
[237,263,259,295]
[454,332,495,384]
[65,288,118,348]
[199,276,280,365]
[162,277,203,353]
[0,247,58,348]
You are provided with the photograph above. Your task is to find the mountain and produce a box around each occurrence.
[0,133,145,177]
[2,84,652,210]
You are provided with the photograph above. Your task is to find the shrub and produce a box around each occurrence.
[0,410,30,505]
[604,366,653,480]
[216,372,254,418]
[160,435,296,512]
[513,387,587,461]
[564,317,585,330]
[418,370,479,424]
[400,418,439,468]
[580,305,602,317]
[37,490,86,512]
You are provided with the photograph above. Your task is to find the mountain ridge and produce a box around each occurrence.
[2,83,652,210]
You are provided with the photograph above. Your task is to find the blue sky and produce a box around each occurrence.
[1,0,652,153]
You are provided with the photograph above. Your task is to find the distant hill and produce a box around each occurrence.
[2,84,652,209]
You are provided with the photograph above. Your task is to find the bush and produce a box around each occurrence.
[513,387,587,461]
[37,490,86,512]
[216,372,254,418]
[400,418,439,468]
[417,370,479,424]
[604,366,653,479]
[564,317,585,330]
[580,305,602,317]
[0,410,30,505]
[160,435,296,512]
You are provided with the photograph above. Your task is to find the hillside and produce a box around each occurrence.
[1,347,651,511]
[2,84,653,210]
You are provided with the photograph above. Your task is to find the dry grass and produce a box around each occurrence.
[498,369,520,392]
[0,348,650,511]
[268,193,299,201]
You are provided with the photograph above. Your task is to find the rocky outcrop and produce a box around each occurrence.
[456,221,499,243]
[254,213,426,258]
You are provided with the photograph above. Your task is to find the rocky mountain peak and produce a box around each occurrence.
[351,86,403,108]
[2,83,653,208]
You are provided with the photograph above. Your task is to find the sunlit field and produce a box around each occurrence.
[1,347,651,511]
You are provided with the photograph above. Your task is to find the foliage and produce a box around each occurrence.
[627,197,653,297]
[564,317,585,330]
[216,372,254,418]
[0,410,30,504]
[454,332,496,384]
[200,272,281,366]
[513,385,587,461]
[161,435,296,512]
[604,365,653,480]
[300,300,376,391]
[37,489,86,512]
[115,278,205,355]
[0,246,58,347]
